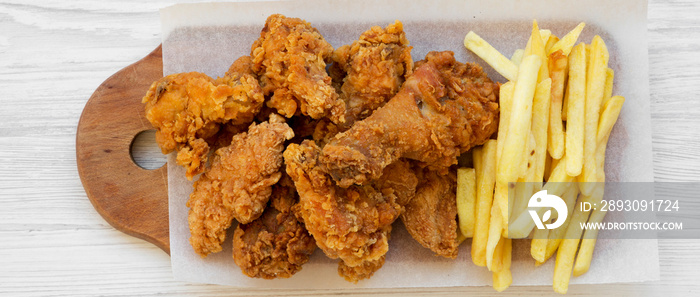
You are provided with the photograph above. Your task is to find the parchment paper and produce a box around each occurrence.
[163,0,659,288]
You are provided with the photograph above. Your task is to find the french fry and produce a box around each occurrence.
[511,49,525,66]
[531,223,549,262]
[579,36,610,196]
[562,77,569,121]
[486,201,504,271]
[464,31,518,81]
[602,68,615,108]
[539,29,552,45]
[496,54,541,224]
[510,78,550,231]
[553,198,592,294]
[496,82,515,163]
[597,96,625,143]
[472,140,498,267]
[526,21,550,82]
[492,235,505,273]
[572,97,624,275]
[574,207,607,276]
[544,153,553,182]
[532,78,552,182]
[565,43,587,177]
[548,22,585,56]
[493,238,513,292]
[545,35,560,54]
[538,184,579,265]
[548,50,568,159]
[457,168,477,238]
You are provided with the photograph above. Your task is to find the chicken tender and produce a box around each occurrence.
[232,173,317,279]
[187,114,294,257]
[143,56,264,179]
[251,14,345,123]
[320,51,499,187]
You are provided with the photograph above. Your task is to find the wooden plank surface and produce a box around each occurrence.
[1,0,699,296]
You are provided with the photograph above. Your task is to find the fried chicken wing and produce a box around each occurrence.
[311,21,413,146]
[232,172,317,279]
[320,51,499,187]
[187,114,294,257]
[284,140,417,282]
[401,167,459,258]
[333,20,413,129]
[251,14,345,123]
[143,56,264,179]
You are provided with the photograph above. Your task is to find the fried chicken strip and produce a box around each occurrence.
[143,56,264,179]
[320,51,499,187]
[187,114,294,257]
[284,140,417,282]
[251,14,345,123]
[401,167,459,258]
[232,172,317,279]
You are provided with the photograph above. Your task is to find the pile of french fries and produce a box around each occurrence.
[456,20,625,293]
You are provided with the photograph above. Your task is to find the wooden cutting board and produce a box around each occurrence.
[76,46,170,254]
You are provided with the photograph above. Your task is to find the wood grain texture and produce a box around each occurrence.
[76,45,169,254]
[1,0,699,296]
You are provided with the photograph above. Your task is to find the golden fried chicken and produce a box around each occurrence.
[332,20,413,129]
[401,167,459,258]
[143,56,264,179]
[251,14,345,123]
[320,51,499,187]
[284,140,417,282]
[187,114,294,257]
[311,21,413,146]
[232,172,317,279]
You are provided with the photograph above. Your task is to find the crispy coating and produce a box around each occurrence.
[333,20,413,129]
[284,140,417,282]
[401,168,459,258]
[187,114,294,257]
[142,56,264,179]
[251,14,345,123]
[320,51,499,187]
[311,21,413,146]
[337,256,386,282]
[232,173,317,279]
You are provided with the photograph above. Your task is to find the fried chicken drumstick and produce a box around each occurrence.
[187,114,293,257]
[284,140,417,282]
[142,56,264,179]
[319,51,499,188]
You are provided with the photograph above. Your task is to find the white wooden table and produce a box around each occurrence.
[1,1,699,296]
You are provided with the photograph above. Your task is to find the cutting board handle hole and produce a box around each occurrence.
[130,130,167,170]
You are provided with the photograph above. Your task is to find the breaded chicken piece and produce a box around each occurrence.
[333,20,413,129]
[232,172,317,279]
[320,51,499,187]
[401,167,459,258]
[284,140,417,282]
[187,114,294,257]
[142,56,264,179]
[251,14,345,123]
[312,21,413,145]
